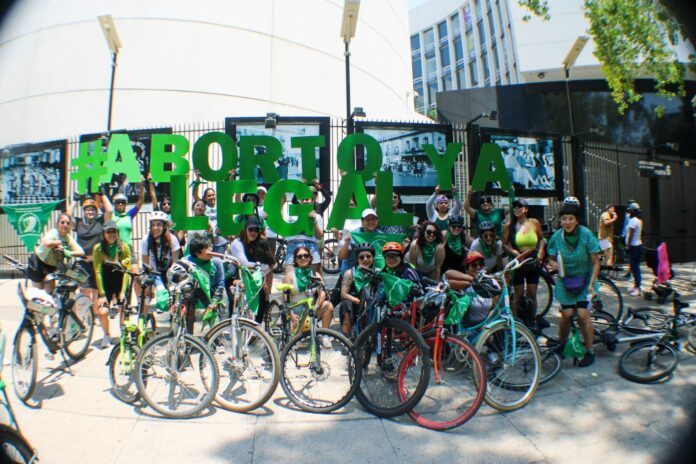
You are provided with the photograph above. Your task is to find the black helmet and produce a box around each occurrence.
[354,242,375,256]
[478,221,495,234]
[448,215,464,226]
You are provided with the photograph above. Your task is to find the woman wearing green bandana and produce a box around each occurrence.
[470,221,504,272]
[442,215,472,273]
[282,246,334,349]
[407,221,445,280]
[339,243,375,337]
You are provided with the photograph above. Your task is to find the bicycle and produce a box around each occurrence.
[0,324,39,463]
[398,278,487,430]
[272,237,287,274]
[134,259,220,418]
[320,234,340,275]
[105,262,160,404]
[271,276,359,413]
[204,253,280,413]
[3,255,95,404]
[456,253,542,411]
[351,269,431,418]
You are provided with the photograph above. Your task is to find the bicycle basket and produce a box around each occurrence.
[65,266,89,284]
[22,287,59,316]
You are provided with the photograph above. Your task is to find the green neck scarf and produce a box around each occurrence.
[190,256,213,277]
[114,211,128,218]
[480,240,494,258]
[563,227,580,248]
[105,242,119,259]
[295,266,313,292]
[421,242,436,263]
[447,233,463,255]
[353,267,370,293]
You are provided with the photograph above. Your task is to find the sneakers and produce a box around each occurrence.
[628,287,641,297]
[100,335,112,349]
[577,352,595,367]
[320,335,333,349]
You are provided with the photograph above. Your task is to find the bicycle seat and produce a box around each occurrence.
[276,284,293,292]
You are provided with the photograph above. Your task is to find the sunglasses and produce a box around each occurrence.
[247,227,260,233]
[115,201,126,205]
[470,261,485,269]
[384,253,401,259]
[482,232,496,239]
[480,199,492,205]
[450,224,462,229]
[105,229,118,234]
[358,254,373,261]
[161,202,171,207]
[296,253,311,260]
[425,229,437,235]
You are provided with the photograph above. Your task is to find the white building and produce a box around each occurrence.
[0,0,422,146]
[409,0,695,114]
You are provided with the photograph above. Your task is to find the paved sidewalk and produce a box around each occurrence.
[0,262,694,463]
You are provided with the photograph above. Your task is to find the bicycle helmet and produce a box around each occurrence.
[82,198,98,209]
[478,221,495,234]
[150,211,169,224]
[113,193,127,203]
[472,271,502,298]
[354,242,375,256]
[382,242,404,256]
[627,202,641,212]
[448,215,464,226]
[563,196,580,206]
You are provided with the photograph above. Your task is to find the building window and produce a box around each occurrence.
[456,65,466,89]
[412,56,422,80]
[474,0,483,21]
[438,21,448,42]
[491,43,500,80]
[424,28,435,51]
[469,60,479,86]
[487,10,496,36]
[426,54,437,78]
[454,37,464,64]
[482,51,490,85]
[410,34,420,52]
[414,82,424,113]
[466,30,476,58]
[440,43,450,67]
[442,73,453,91]
[477,20,486,49]
[496,0,505,30]
[464,5,473,30]
[427,81,438,106]
[451,12,460,36]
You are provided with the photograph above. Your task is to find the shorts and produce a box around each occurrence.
[284,240,321,266]
[598,239,613,251]
[102,268,126,301]
[27,254,56,283]
[560,301,590,311]
[511,262,540,286]
[76,258,97,289]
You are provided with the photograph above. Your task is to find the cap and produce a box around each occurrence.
[464,251,485,265]
[512,198,529,207]
[103,220,118,231]
[245,217,261,229]
[361,208,378,219]
[435,195,448,203]
[627,202,641,212]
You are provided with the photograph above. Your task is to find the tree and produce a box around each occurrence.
[519,0,695,115]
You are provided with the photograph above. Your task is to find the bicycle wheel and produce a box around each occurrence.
[591,275,624,321]
[108,343,141,404]
[11,325,37,404]
[624,308,669,332]
[353,318,430,418]
[136,333,220,418]
[619,341,678,383]
[321,238,340,275]
[0,425,35,463]
[536,270,554,319]
[273,244,286,274]
[280,328,359,413]
[590,310,619,349]
[538,347,562,386]
[400,334,485,430]
[206,319,280,412]
[688,325,696,351]
[475,322,541,411]
[265,300,285,345]
[63,294,94,360]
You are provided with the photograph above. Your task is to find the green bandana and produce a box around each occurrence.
[189,257,212,301]
[480,240,494,258]
[447,234,463,255]
[105,242,119,259]
[421,242,436,263]
[563,227,580,248]
[295,266,313,292]
[353,267,370,293]
[240,266,264,315]
[379,272,414,307]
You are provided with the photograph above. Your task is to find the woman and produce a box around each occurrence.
[339,243,375,336]
[283,196,324,274]
[228,218,274,323]
[503,198,545,318]
[27,213,85,290]
[407,221,445,280]
[426,186,462,231]
[442,215,471,272]
[546,203,601,367]
[92,221,131,348]
[186,199,213,247]
[381,193,410,236]
[444,251,501,327]
[283,246,334,348]
[469,221,504,272]
[382,242,421,284]
[111,181,145,257]
[625,202,643,297]
[140,211,181,308]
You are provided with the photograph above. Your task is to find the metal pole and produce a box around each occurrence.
[564,67,575,136]
[649,148,660,244]
[107,50,118,131]
[344,40,351,123]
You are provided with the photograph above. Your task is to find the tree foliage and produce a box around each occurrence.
[519,0,691,115]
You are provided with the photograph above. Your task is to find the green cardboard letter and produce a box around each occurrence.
[471,143,512,192]
[100,134,142,183]
[150,134,190,182]
[192,132,237,182]
[265,180,314,236]
[170,175,209,231]
[216,180,257,236]
[239,135,282,183]
[327,174,371,230]
[424,142,462,191]
[375,172,413,228]
[291,135,324,182]
[337,133,382,182]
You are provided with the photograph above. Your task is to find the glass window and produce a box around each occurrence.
[410,34,420,51]
[466,30,476,56]
[475,0,483,20]
[469,60,479,86]
[477,20,486,48]
[451,12,461,35]
[454,37,464,63]
[424,28,435,49]
[464,5,473,30]
[492,43,500,79]
[442,73,453,91]
[496,0,505,31]
[482,52,490,85]
[438,21,448,41]
[456,65,466,88]
[412,56,422,79]
[440,44,450,67]
[414,82,424,113]
[427,81,438,105]
[487,11,496,36]
[426,56,437,77]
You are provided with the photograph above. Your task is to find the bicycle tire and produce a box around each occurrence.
[265,300,286,346]
[108,343,141,404]
[624,308,670,332]
[273,244,286,274]
[591,275,624,322]
[400,334,486,430]
[474,322,541,411]
[11,325,37,404]
[206,319,280,412]
[538,347,562,386]
[321,238,340,275]
[135,333,220,418]
[618,341,678,383]
[353,317,430,418]
[535,270,554,319]
[0,425,35,463]
[688,325,696,351]
[280,328,359,413]
[63,294,94,360]
[590,310,619,349]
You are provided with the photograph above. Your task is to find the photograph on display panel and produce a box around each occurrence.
[225,117,330,186]
[0,140,66,209]
[79,128,172,203]
[475,127,563,198]
[355,121,453,193]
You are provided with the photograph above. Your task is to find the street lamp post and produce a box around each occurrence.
[562,35,589,136]
[340,0,361,125]
[98,14,122,132]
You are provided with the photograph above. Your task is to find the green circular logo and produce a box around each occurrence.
[18,213,40,235]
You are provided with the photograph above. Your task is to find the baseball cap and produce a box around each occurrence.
[464,251,485,265]
[361,208,378,219]
[103,220,118,231]
[512,198,529,207]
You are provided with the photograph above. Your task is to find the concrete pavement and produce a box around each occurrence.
[0,262,694,463]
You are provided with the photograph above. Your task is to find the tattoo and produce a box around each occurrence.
[341,272,352,293]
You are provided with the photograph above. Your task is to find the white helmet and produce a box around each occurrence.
[563,196,580,207]
[113,193,127,203]
[149,211,169,224]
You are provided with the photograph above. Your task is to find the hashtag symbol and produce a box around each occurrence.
[72,141,108,194]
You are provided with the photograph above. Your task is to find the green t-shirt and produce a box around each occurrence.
[113,209,136,247]
[475,208,505,236]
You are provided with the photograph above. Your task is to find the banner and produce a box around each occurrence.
[1,200,63,252]
[351,231,407,270]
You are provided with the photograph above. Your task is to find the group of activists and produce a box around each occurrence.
[26,174,604,367]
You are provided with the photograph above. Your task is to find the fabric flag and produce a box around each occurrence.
[240,266,264,315]
[1,200,63,253]
[379,272,413,307]
[444,290,471,325]
[351,231,406,270]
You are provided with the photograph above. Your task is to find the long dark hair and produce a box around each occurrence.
[241,227,274,265]
[100,229,122,255]
[147,223,173,269]
[417,221,443,244]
